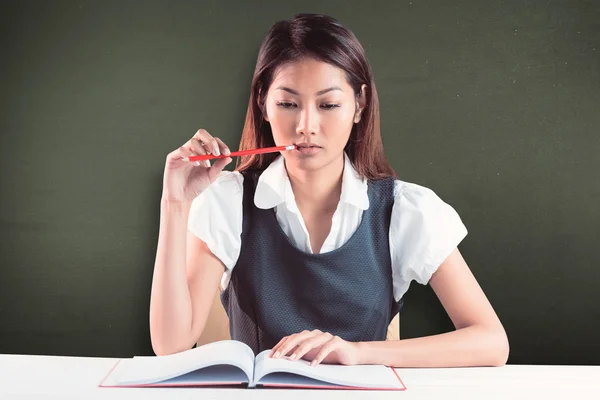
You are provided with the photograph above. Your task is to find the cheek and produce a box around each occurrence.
[323,110,355,137]
[266,103,286,124]
[269,111,291,128]
[268,114,293,139]
[267,110,297,141]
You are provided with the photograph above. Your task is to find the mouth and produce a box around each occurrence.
[294,143,322,155]
[294,143,322,149]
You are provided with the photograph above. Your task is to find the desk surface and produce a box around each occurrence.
[1,353,599,399]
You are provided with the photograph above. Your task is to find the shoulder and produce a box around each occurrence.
[188,171,245,272]
[391,179,464,217]
[189,170,245,230]
[389,179,468,272]
[394,179,439,202]
[388,180,468,299]
[390,178,467,239]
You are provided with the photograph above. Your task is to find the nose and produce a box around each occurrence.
[295,105,319,136]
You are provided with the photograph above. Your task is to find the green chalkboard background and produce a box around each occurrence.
[1,0,599,365]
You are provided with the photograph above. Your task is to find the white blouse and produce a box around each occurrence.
[188,154,468,302]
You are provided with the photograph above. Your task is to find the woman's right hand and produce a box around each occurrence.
[162,129,232,204]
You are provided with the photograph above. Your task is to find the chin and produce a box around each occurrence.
[283,151,338,173]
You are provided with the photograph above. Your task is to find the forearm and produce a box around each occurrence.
[149,199,195,354]
[357,324,509,368]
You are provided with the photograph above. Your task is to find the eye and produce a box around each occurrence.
[320,104,340,110]
[276,101,296,108]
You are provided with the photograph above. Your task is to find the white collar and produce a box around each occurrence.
[254,152,369,211]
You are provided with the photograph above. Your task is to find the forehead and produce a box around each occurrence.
[270,58,351,92]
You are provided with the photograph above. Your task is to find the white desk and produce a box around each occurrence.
[1,353,598,399]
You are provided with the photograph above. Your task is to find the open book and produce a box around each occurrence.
[99,340,406,390]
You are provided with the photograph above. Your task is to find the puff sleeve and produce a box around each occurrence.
[187,171,244,288]
[389,180,468,302]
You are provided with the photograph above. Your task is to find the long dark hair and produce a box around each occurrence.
[236,13,396,180]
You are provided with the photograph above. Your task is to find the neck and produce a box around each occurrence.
[286,156,344,213]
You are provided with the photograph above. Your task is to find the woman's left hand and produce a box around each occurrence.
[269,329,362,366]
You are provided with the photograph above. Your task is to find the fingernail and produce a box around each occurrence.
[274,351,280,358]
[311,360,317,367]
[224,148,231,155]
[289,354,297,360]
[204,160,211,168]
[214,146,220,156]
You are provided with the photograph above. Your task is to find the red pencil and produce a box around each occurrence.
[182,144,296,162]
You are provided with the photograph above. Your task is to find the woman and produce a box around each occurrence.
[149,13,509,368]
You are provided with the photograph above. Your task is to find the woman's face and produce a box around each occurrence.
[264,58,366,173]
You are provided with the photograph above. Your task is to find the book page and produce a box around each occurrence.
[254,371,344,388]
[254,350,404,389]
[157,364,249,385]
[114,340,255,385]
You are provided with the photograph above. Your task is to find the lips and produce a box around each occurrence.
[295,143,322,148]
[294,143,322,156]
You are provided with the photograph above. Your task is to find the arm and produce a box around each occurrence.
[356,248,509,367]
[270,248,509,367]
[149,199,226,355]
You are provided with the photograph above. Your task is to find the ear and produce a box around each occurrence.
[354,84,367,123]
[263,98,269,122]
[257,87,269,122]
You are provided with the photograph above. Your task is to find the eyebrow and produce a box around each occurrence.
[275,86,343,96]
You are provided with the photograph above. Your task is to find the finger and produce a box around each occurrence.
[168,143,194,162]
[278,330,320,359]
[311,336,340,366]
[270,336,290,358]
[192,128,213,143]
[214,137,231,156]
[186,139,210,168]
[189,138,207,156]
[168,145,196,167]
[207,157,232,181]
[193,129,220,156]
[272,335,299,358]
[204,139,219,156]
[290,332,333,361]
